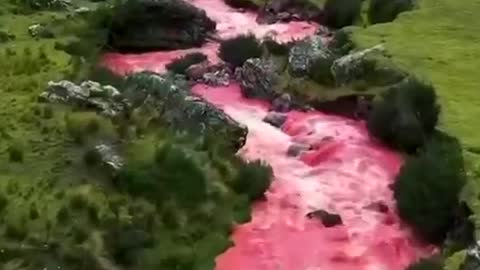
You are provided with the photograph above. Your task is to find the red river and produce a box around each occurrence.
[103,0,435,269]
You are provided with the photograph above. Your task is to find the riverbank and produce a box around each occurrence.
[352,0,480,240]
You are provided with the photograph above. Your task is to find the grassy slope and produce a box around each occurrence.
[0,2,255,269]
[353,0,480,235]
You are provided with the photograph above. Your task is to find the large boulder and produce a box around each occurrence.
[38,80,126,118]
[108,0,216,51]
[331,44,405,87]
[236,58,280,100]
[288,35,332,77]
[263,112,287,128]
[124,72,248,151]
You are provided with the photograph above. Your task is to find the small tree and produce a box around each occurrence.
[323,0,362,29]
[8,144,24,162]
[393,134,466,243]
[367,77,439,152]
[368,0,414,24]
[219,34,263,67]
[232,160,273,201]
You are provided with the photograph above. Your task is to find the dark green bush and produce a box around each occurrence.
[43,105,54,119]
[223,0,260,10]
[8,144,24,162]
[0,194,8,212]
[327,28,355,56]
[368,0,415,24]
[0,30,15,43]
[116,143,207,207]
[323,0,362,29]
[263,38,291,55]
[219,34,263,67]
[57,206,70,224]
[406,257,443,270]
[84,148,102,167]
[308,56,336,85]
[367,77,440,152]
[393,134,466,243]
[232,160,273,201]
[165,52,207,74]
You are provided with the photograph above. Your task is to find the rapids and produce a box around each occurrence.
[103,0,435,269]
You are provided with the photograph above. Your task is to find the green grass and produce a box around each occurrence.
[0,2,261,269]
[353,0,480,238]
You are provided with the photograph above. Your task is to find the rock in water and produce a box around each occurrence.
[306,209,343,227]
[286,143,311,157]
[271,93,292,112]
[108,0,216,51]
[263,112,287,128]
[236,58,279,100]
[288,35,331,77]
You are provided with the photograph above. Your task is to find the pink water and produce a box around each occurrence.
[103,0,435,269]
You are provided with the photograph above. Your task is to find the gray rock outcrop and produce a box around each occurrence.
[38,80,126,118]
[288,35,331,77]
[236,58,280,100]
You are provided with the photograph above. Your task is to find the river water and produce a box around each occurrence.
[103,0,434,269]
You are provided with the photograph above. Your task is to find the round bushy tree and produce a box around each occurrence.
[367,77,440,152]
[368,0,415,24]
[231,160,273,201]
[323,0,362,29]
[393,134,466,243]
[219,34,263,67]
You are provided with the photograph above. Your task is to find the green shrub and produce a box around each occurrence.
[323,0,362,29]
[368,0,415,24]
[84,148,102,167]
[223,0,260,9]
[5,220,27,240]
[8,144,24,162]
[367,77,440,152]
[263,38,291,55]
[165,52,207,74]
[0,30,15,43]
[43,105,54,119]
[69,194,88,211]
[406,257,443,270]
[0,194,8,212]
[29,204,39,220]
[219,34,263,67]
[65,112,113,144]
[232,160,273,201]
[393,134,466,243]
[308,56,335,85]
[57,206,70,224]
[116,143,207,207]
